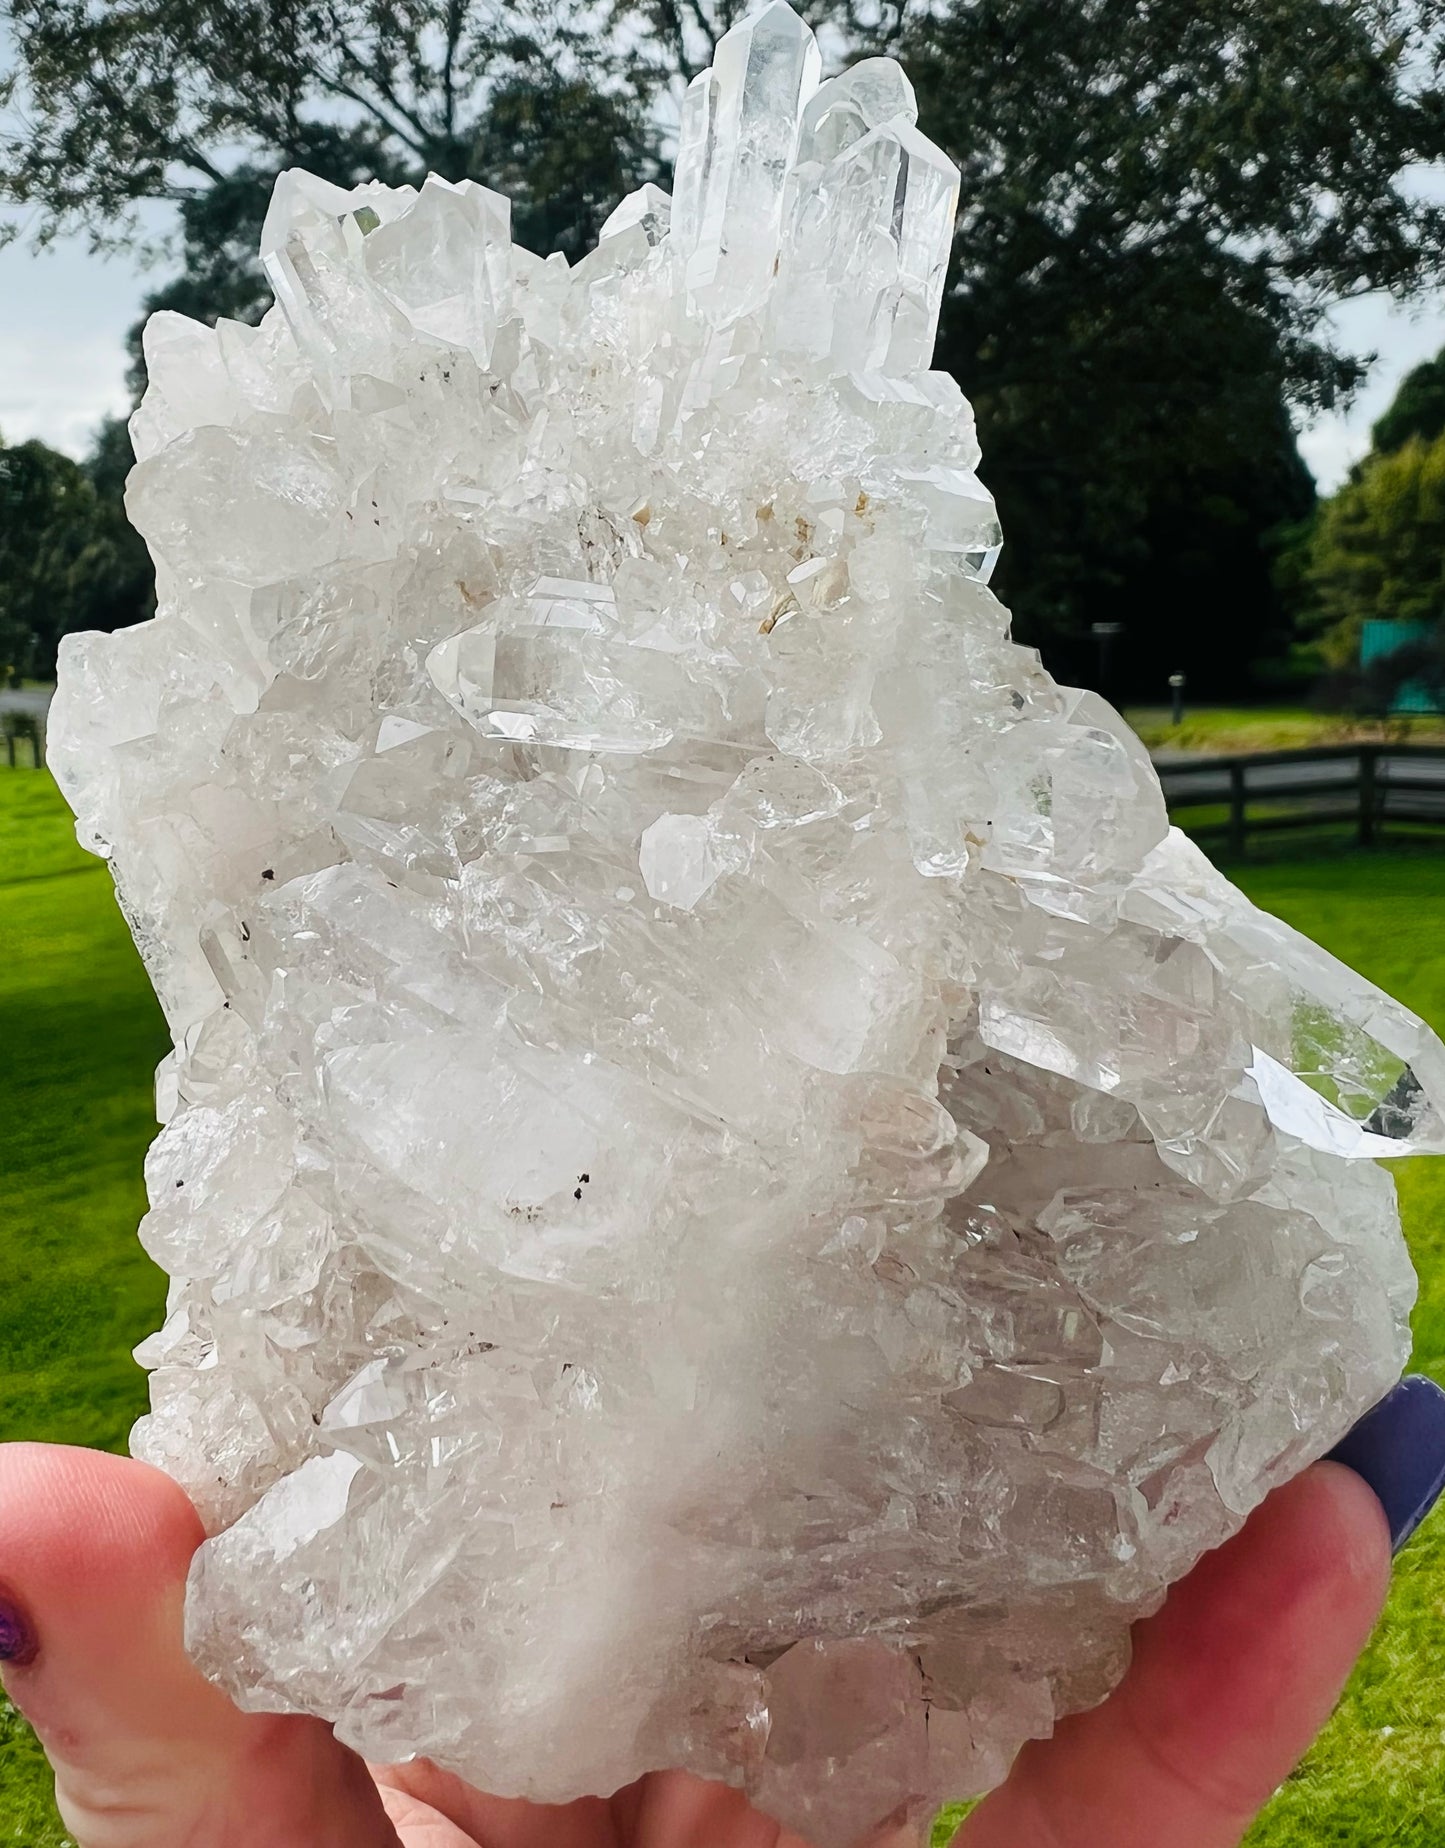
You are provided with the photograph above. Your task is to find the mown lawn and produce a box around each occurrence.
[0,767,167,1844]
[1,769,1443,1845]
[1125,704,1445,756]
[1229,851,1445,1848]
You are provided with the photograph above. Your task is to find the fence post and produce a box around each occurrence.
[1227,760,1247,856]
[1359,746,1378,848]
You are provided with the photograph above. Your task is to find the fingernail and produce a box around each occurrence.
[0,1589,39,1668]
[1326,1374,1445,1555]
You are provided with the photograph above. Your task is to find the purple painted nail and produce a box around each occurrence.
[1326,1374,1445,1555]
[0,1590,38,1668]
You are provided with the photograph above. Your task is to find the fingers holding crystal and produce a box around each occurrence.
[44,0,1445,1839]
[0,1443,402,1848]
[953,1462,1392,1848]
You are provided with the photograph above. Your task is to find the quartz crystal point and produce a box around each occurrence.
[47,4,1443,1840]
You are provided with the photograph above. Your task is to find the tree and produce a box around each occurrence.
[926,252,1317,696]
[1282,355,1445,707]
[1296,433,1445,669]
[0,435,115,678]
[6,0,1445,689]
[1372,349,1445,456]
[81,419,159,639]
[0,419,155,679]
[886,0,1445,688]
[1,3,657,247]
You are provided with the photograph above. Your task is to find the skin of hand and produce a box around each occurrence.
[0,1441,1399,1848]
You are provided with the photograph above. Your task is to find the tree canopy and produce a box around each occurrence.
[891,0,1445,689]
[4,0,1445,691]
[1282,348,1445,704]
[1294,434,1445,670]
[1372,348,1445,457]
[0,428,151,680]
[1,3,656,252]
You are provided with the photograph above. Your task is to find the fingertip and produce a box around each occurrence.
[0,1442,205,1616]
[1294,1459,1393,1603]
[1121,1460,1392,1805]
[0,1444,405,1848]
[1202,1458,1393,1632]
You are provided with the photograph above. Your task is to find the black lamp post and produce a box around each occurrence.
[1090,621,1124,694]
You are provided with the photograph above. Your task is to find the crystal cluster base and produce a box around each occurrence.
[49,5,1445,1841]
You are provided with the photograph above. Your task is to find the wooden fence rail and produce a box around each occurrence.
[1154,743,1445,854]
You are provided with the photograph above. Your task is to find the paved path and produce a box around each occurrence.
[0,688,52,722]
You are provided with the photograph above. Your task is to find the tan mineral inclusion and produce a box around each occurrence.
[48,5,1445,1840]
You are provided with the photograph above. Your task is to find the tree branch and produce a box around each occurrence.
[317,4,437,148]
[646,0,703,80]
[313,66,431,156]
[88,70,229,187]
[443,0,465,140]
[682,0,723,61]
[868,0,915,52]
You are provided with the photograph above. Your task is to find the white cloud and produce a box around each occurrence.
[0,203,160,458]
[1294,293,1445,493]
[0,323,134,455]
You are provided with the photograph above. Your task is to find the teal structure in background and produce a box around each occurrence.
[1361,619,1444,714]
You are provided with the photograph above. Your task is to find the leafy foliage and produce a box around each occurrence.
[3,1,661,399]
[1,2,655,249]
[0,431,152,680]
[1291,434,1445,697]
[890,0,1445,688]
[3,0,1445,687]
[1373,350,1445,457]
[79,419,158,639]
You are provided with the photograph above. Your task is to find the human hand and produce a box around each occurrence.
[3,1383,1442,1848]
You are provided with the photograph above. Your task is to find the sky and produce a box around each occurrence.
[2,210,1444,493]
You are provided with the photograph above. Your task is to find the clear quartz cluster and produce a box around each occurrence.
[48,5,1445,1839]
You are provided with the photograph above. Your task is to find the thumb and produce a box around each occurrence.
[0,1442,402,1848]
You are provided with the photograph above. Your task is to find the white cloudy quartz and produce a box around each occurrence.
[48,4,1445,1840]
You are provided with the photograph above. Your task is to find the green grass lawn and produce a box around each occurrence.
[1228,851,1445,1848]
[2,768,1444,1844]
[0,767,167,1843]
[1126,704,1445,756]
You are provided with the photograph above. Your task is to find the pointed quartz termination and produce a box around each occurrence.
[798,56,918,163]
[261,170,513,378]
[774,59,960,373]
[599,183,673,247]
[672,1,822,322]
[1124,831,1445,1159]
[427,580,678,755]
[260,171,421,390]
[361,175,513,363]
